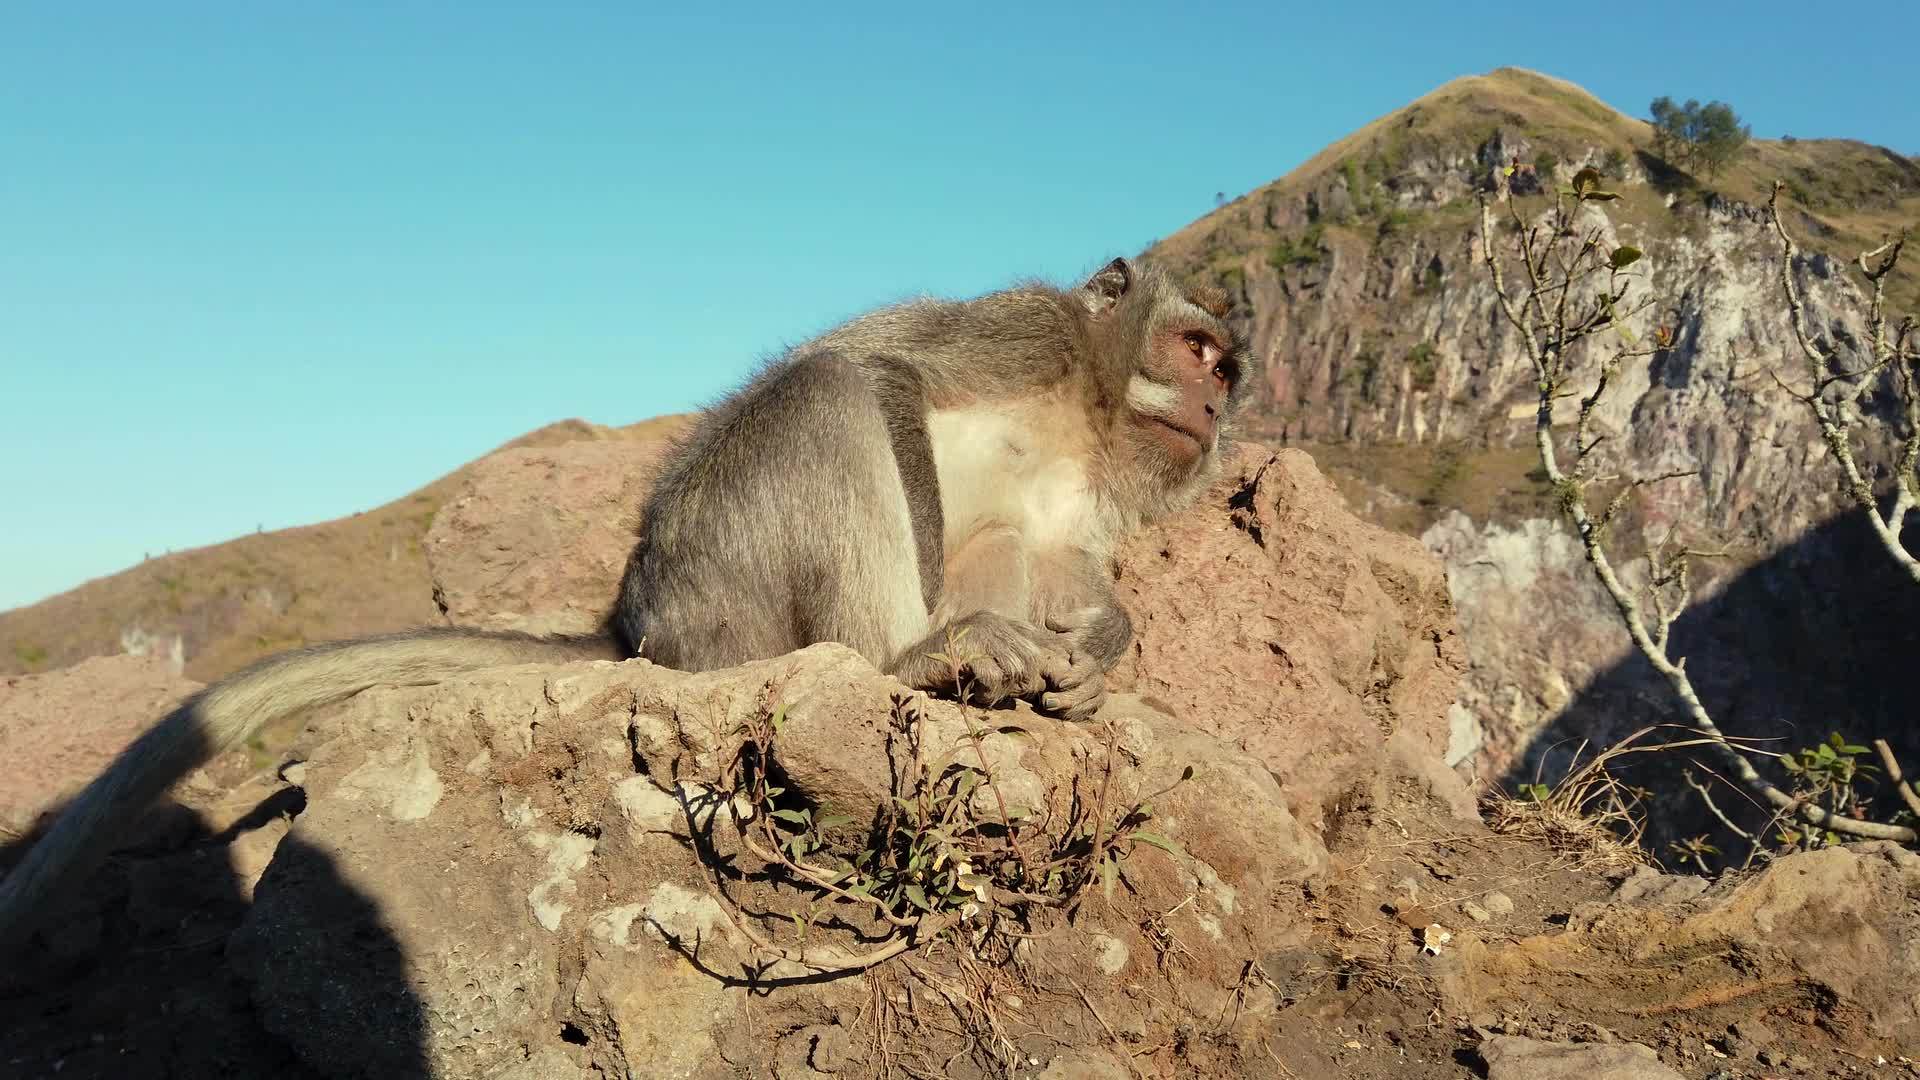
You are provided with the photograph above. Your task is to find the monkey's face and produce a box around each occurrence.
[1076,257,1251,496]
[1128,324,1239,467]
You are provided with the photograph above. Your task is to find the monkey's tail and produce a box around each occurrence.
[0,626,624,954]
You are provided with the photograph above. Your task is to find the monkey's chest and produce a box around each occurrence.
[925,408,1108,553]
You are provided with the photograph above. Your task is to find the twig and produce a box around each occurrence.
[1681,768,1755,843]
[1874,739,1920,819]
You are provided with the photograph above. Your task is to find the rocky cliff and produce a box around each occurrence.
[1147,68,1920,839]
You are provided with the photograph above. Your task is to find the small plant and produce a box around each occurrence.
[1267,223,1326,271]
[1406,341,1439,391]
[1532,150,1560,178]
[1771,732,1880,848]
[1376,206,1419,240]
[11,642,48,669]
[1667,833,1720,874]
[1340,348,1384,403]
[1601,146,1630,179]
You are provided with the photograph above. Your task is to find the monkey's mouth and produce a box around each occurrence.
[1147,416,1210,454]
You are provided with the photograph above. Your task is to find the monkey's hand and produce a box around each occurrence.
[890,611,1066,710]
[1034,604,1131,722]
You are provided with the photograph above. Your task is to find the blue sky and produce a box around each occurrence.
[3,1,1915,611]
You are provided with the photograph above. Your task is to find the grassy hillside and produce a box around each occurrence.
[1155,67,1920,314]
[0,415,687,682]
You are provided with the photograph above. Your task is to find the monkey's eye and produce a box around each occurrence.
[1183,332,1206,359]
[1212,364,1230,386]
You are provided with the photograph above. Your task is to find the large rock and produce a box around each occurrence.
[225,646,1330,1077]
[424,421,689,635]
[1110,446,1473,825]
[0,653,202,834]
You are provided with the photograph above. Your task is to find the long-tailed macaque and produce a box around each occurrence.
[0,255,1249,951]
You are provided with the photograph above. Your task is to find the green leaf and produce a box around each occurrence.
[905,885,931,911]
[1129,832,1184,858]
[1608,245,1643,269]
[769,808,811,825]
[770,705,787,733]
[814,813,853,830]
[1571,167,1602,195]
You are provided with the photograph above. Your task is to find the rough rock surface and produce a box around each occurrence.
[1109,446,1474,826]
[1441,843,1920,1050]
[226,646,1336,1077]
[1479,1036,1685,1080]
[0,653,203,833]
[424,424,689,635]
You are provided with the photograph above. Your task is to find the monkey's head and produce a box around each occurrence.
[1075,257,1253,516]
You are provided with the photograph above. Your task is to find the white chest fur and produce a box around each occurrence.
[926,406,1112,555]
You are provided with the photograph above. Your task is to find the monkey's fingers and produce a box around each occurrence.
[1038,673,1107,721]
[1045,605,1132,670]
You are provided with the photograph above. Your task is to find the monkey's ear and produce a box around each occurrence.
[1077,257,1134,316]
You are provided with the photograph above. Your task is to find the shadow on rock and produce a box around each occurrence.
[1502,506,1920,855]
[0,785,430,1079]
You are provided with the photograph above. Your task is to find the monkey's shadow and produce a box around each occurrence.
[1501,506,1920,859]
[0,786,430,1079]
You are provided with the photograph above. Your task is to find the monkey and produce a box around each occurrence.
[0,255,1249,953]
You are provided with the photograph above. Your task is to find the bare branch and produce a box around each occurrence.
[1873,739,1920,820]
[1479,180,1920,845]
[1766,181,1920,588]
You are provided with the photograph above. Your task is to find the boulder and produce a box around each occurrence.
[1110,446,1474,825]
[424,422,688,636]
[226,646,1330,1077]
[0,653,202,834]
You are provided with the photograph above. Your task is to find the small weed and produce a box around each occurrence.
[1267,223,1326,271]
[1406,341,1439,391]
